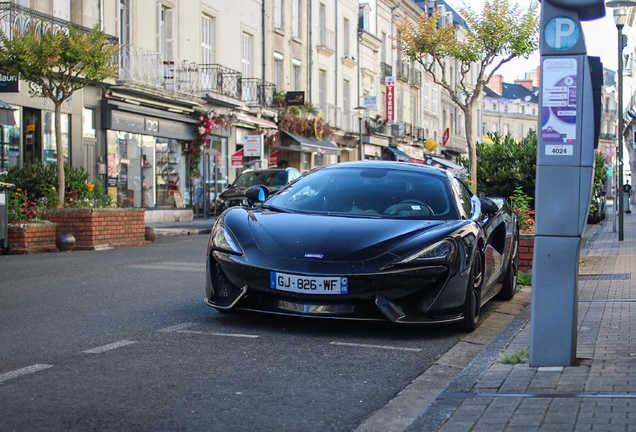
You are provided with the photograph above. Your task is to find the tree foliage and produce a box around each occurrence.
[457,130,537,204]
[394,0,539,192]
[0,25,119,206]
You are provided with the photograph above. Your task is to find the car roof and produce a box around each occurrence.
[315,160,453,178]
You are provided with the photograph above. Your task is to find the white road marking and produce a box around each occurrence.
[178,330,260,339]
[330,342,422,352]
[127,263,205,271]
[82,340,136,354]
[0,364,54,384]
[157,322,197,333]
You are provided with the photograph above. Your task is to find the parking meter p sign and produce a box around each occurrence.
[544,16,580,50]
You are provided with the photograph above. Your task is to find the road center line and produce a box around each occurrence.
[157,323,197,333]
[82,340,136,354]
[330,342,422,352]
[0,364,54,384]
[178,330,260,339]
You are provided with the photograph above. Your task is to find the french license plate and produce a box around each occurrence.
[270,272,348,294]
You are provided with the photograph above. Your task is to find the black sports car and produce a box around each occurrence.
[205,161,519,331]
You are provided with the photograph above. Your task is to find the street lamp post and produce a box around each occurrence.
[354,106,366,161]
[607,1,636,241]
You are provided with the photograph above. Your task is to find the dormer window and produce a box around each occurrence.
[359,3,370,32]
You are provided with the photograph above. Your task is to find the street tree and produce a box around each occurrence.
[0,25,119,206]
[395,0,539,192]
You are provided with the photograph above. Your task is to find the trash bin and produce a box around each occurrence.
[0,182,14,254]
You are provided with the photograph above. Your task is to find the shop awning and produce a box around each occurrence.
[0,99,16,126]
[384,146,411,161]
[431,156,466,173]
[280,130,341,156]
[235,113,278,129]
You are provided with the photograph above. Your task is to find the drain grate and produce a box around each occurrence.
[579,273,630,281]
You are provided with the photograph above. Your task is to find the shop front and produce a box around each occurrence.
[274,130,341,171]
[101,101,197,211]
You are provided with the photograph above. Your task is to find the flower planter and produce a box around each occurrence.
[8,221,58,254]
[41,208,147,250]
[519,233,535,273]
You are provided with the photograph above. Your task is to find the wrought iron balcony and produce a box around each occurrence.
[409,69,422,87]
[365,117,389,135]
[342,111,360,134]
[317,27,335,52]
[396,60,410,82]
[118,45,201,97]
[0,2,118,45]
[200,64,242,101]
[380,62,392,80]
[241,78,276,107]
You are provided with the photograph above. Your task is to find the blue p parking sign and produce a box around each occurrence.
[544,16,580,50]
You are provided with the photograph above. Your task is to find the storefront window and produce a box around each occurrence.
[204,136,228,203]
[0,109,20,172]
[107,131,186,209]
[43,111,69,166]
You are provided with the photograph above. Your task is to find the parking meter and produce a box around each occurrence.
[529,0,605,367]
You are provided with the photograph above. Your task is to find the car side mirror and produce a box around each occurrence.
[479,197,499,215]
[245,185,269,207]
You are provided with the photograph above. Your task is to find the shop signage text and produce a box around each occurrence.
[385,77,395,123]
[0,73,19,93]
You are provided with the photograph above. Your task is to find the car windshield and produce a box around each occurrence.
[232,170,288,189]
[267,166,458,220]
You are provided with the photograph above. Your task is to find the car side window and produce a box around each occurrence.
[451,177,473,218]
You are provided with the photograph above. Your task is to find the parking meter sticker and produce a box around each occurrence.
[542,58,577,144]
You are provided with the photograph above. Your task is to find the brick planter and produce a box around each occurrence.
[41,208,147,250]
[519,233,535,272]
[8,221,58,254]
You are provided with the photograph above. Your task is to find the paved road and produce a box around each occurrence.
[0,234,502,431]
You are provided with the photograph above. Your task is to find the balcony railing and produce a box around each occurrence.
[317,27,335,52]
[599,133,616,140]
[409,69,422,87]
[380,62,392,80]
[342,111,360,134]
[199,64,242,100]
[396,60,409,82]
[241,78,276,107]
[0,2,118,45]
[118,45,201,97]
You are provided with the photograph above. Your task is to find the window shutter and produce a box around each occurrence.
[165,8,174,61]
[292,0,299,38]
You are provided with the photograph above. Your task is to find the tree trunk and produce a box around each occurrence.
[464,107,477,194]
[55,102,65,208]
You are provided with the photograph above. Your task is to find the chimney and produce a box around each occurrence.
[515,79,534,90]
[488,74,503,95]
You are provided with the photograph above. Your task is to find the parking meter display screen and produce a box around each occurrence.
[541,58,577,144]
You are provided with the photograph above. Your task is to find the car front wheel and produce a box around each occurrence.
[461,250,483,332]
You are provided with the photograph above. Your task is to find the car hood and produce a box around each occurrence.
[239,210,453,262]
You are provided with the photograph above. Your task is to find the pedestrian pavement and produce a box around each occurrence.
[404,200,636,432]
[145,203,636,431]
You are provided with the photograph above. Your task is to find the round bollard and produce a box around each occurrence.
[56,232,75,252]
[145,226,157,242]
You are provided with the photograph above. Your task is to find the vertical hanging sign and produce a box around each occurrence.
[385,77,395,123]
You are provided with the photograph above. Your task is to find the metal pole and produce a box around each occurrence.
[618,23,625,241]
[358,116,363,161]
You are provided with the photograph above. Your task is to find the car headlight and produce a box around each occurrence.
[395,239,455,265]
[210,223,243,255]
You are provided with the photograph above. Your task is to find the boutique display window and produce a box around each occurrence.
[43,111,69,166]
[0,113,20,171]
[107,130,186,208]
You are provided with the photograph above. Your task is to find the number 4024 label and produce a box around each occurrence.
[545,145,574,156]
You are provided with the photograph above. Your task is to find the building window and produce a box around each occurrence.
[319,69,327,111]
[491,123,498,133]
[157,3,174,62]
[482,122,487,135]
[274,0,283,31]
[292,0,300,39]
[518,124,524,139]
[343,18,351,58]
[492,103,497,111]
[359,3,370,32]
[432,87,438,115]
[242,33,253,101]
[202,15,215,65]
[292,59,301,91]
[424,84,429,112]
[519,105,524,114]
[274,53,284,91]
[83,108,96,139]
[503,124,509,135]
[119,0,130,46]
